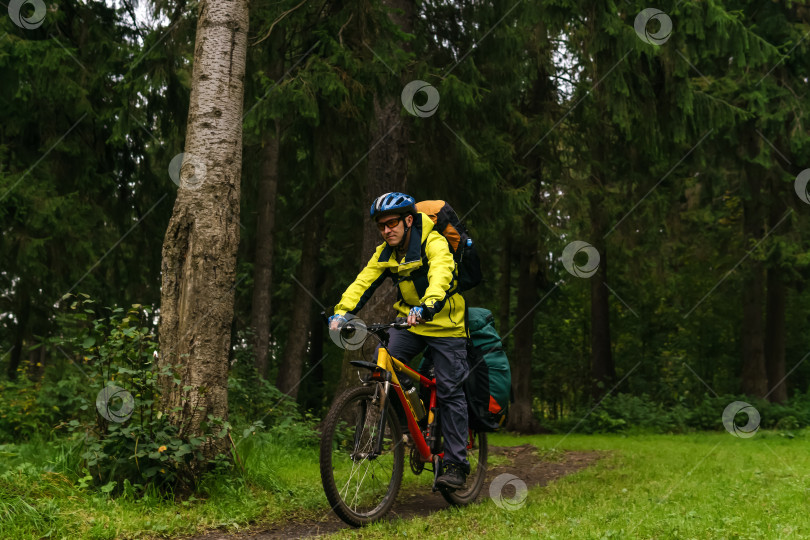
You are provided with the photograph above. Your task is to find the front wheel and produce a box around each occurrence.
[320,385,405,527]
[440,431,488,505]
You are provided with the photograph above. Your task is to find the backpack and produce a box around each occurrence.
[415,200,483,292]
[463,307,512,432]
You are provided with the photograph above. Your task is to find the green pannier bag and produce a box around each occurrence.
[464,307,512,431]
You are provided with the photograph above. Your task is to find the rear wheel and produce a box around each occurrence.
[320,385,404,527]
[440,431,488,505]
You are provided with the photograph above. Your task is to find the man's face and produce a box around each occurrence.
[376,214,413,246]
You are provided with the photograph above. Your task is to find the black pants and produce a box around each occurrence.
[376,328,469,467]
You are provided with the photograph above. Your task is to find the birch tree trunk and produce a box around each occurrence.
[157,0,249,462]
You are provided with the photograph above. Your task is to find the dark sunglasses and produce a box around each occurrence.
[376,217,402,231]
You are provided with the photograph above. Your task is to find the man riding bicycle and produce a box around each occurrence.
[328,192,469,489]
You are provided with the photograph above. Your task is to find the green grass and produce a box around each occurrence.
[0,433,327,539]
[2,430,809,539]
[341,431,810,539]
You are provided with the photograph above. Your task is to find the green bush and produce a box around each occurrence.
[0,377,53,441]
[544,391,810,435]
[1,294,321,499]
[549,393,687,434]
[228,328,319,449]
[45,294,235,495]
[0,350,91,441]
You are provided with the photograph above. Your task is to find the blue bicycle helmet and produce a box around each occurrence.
[369,192,416,218]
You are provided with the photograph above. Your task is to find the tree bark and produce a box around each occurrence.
[157,0,249,461]
[277,210,323,398]
[336,0,414,392]
[250,28,285,379]
[740,164,767,398]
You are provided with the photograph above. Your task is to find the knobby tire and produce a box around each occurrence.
[439,431,488,505]
[319,385,404,527]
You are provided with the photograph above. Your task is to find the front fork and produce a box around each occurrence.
[372,380,391,457]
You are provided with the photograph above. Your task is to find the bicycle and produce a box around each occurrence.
[319,318,488,527]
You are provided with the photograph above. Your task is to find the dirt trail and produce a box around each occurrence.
[187,444,603,539]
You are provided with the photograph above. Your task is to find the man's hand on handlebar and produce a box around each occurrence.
[328,314,347,331]
[407,305,434,326]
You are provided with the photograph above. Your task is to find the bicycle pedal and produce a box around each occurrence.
[431,455,441,492]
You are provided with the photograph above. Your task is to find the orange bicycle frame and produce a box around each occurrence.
[373,347,437,461]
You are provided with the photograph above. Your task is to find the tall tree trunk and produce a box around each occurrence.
[250,120,281,378]
[765,262,787,402]
[765,177,787,402]
[301,281,326,412]
[506,25,553,429]
[589,191,614,398]
[740,163,767,397]
[277,210,323,398]
[498,230,512,341]
[507,223,539,433]
[585,5,615,400]
[337,0,414,392]
[250,28,285,379]
[157,0,249,462]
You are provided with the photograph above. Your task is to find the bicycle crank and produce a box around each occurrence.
[431,454,442,492]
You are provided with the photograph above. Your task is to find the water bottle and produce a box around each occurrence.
[466,238,473,247]
[400,377,426,421]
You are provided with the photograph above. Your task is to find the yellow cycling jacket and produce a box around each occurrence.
[333,213,466,338]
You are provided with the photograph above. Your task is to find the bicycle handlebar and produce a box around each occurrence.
[353,319,410,333]
[321,311,410,334]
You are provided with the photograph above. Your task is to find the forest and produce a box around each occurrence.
[1,0,810,538]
